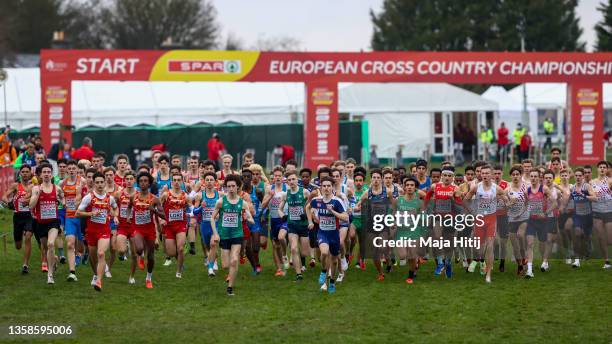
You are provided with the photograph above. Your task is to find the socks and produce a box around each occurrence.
[527,262,533,272]
[189,242,195,249]
[408,270,415,279]
[58,248,64,256]
[146,272,152,280]
[300,257,306,266]
[208,261,214,269]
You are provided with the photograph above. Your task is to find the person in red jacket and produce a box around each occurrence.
[519,131,532,161]
[72,137,95,161]
[497,122,509,162]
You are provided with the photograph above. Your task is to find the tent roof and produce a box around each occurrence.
[508,83,612,108]
[481,86,536,112]
[339,83,498,113]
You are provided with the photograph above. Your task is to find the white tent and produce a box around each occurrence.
[339,83,498,158]
[508,83,612,109]
[482,86,538,141]
[0,68,305,130]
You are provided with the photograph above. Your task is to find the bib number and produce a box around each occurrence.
[135,210,151,225]
[222,212,239,228]
[289,206,303,221]
[169,209,183,222]
[91,209,107,224]
[40,201,57,220]
[319,216,336,231]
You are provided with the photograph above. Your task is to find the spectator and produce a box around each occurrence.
[370,145,379,168]
[0,127,17,165]
[519,131,532,161]
[543,117,554,152]
[207,133,225,169]
[279,144,295,166]
[72,137,95,161]
[32,135,46,156]
[13,142,37,170]
[479,125,493,160]
[497,122,509,162]
[513,123,526,161]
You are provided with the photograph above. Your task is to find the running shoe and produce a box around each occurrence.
[90,275,97,286]
[572,259,580,268]
[21,265,29,274]
[208,268,215,277]
[240,255,246,265]
[227,287,234,296]
[301,266,306,273]
[359,259,366,271]
[94,280,102,291]
[67,273,77,282]
[119,255,126,261]
[405,277,414,284]
[603,262,612,270]
[328,282,336,294]
[485,274,491,283]
[377,273,385,281]
[479,262,487,276]
[128,277,136,285]
[337,272,345,283]
[295,274,303,282]
[75,255,81,266]
[256,265,262,273]
[137,256,145,270]
[540,261,549,272]
[274,269,285,277]
[59,256,66,264]
[525,271,534,279]
[189,246,196,255]
[41,262,48,272]
[445,262,453,278]
[47,274,55,284]
[309,258,316,268]
[213,261,219,271]
[341,257,349,272]
[176,272,182,279]
[565,258,572,265]
[145,279,153,289]
[434,263,444,276]
[318,272,327,285]
[282,256,289,270]
[104,265,112,278]
[320,282,328,292]
[467,260,477,273]
[163,258,172,266]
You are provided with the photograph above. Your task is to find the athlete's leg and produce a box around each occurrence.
[288,233,301,275]
[593,218,608,262]
[23,231,33,267]
[128,238,137,280]
[96,238,110,284]
[46,228,59,276]
[175,232,186,275]
[108,230,117,272]
[228,244,241,289]
[165,238,177,263]
[66,235,77,273]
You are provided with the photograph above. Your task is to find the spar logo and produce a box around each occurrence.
[167,60,242,73]
[45,59,68,72]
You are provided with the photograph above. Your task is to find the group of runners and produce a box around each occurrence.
[4,149,612,295]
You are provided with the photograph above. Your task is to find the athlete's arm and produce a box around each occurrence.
[109,196,119,223]
[584,184,598,202]
[277,193,286,219]
[243,205,255,224]
[354,190,368,212]
[2,183,18,203]
[463,184,477,201]
[151,197,165,220]
[260,185,273,209]
[210,199,223,239]
[75,193,94,217]
[329,203,349,223]
[28,186,40,210]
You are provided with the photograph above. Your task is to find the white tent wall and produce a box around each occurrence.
[482,86,538,143]
[363,112,430,158]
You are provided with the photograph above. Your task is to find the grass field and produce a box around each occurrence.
[0,208,611,344]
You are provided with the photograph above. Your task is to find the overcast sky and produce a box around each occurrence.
[214,0,603,52]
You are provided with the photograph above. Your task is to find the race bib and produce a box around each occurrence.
[65,197,77,211]
[478,199,494,214]
[91,209,107,224]
[169,209,183,222]
[203,207,214,221]
[288,206,303,221]
[120,205,129,218]
[435,199,452,213]
[17,199,29,212]
[40,201,57,220]
[222,212,239,228]
[270,197,280,211]
[319,216,336,231]
[135,210,151,225]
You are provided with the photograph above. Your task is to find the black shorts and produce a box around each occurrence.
[219,237,243,250]
[13,212,33,242]
[545,217,558,234]
[496,215,509,239]
[35,220,62,239]
[573,214,593,236]
[593,212,612,223]
[508,220,527,234]
[526,218,548,242]
[558,213,573,230]
[309,224,318,248]
[287,223,309,238]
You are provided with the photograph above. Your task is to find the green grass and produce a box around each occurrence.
[0,209,611,344]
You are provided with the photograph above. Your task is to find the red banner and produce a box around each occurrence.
[40,49,612,163]
[566,83,605,165]
[304,83,339,168]
[0,166,15,198]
